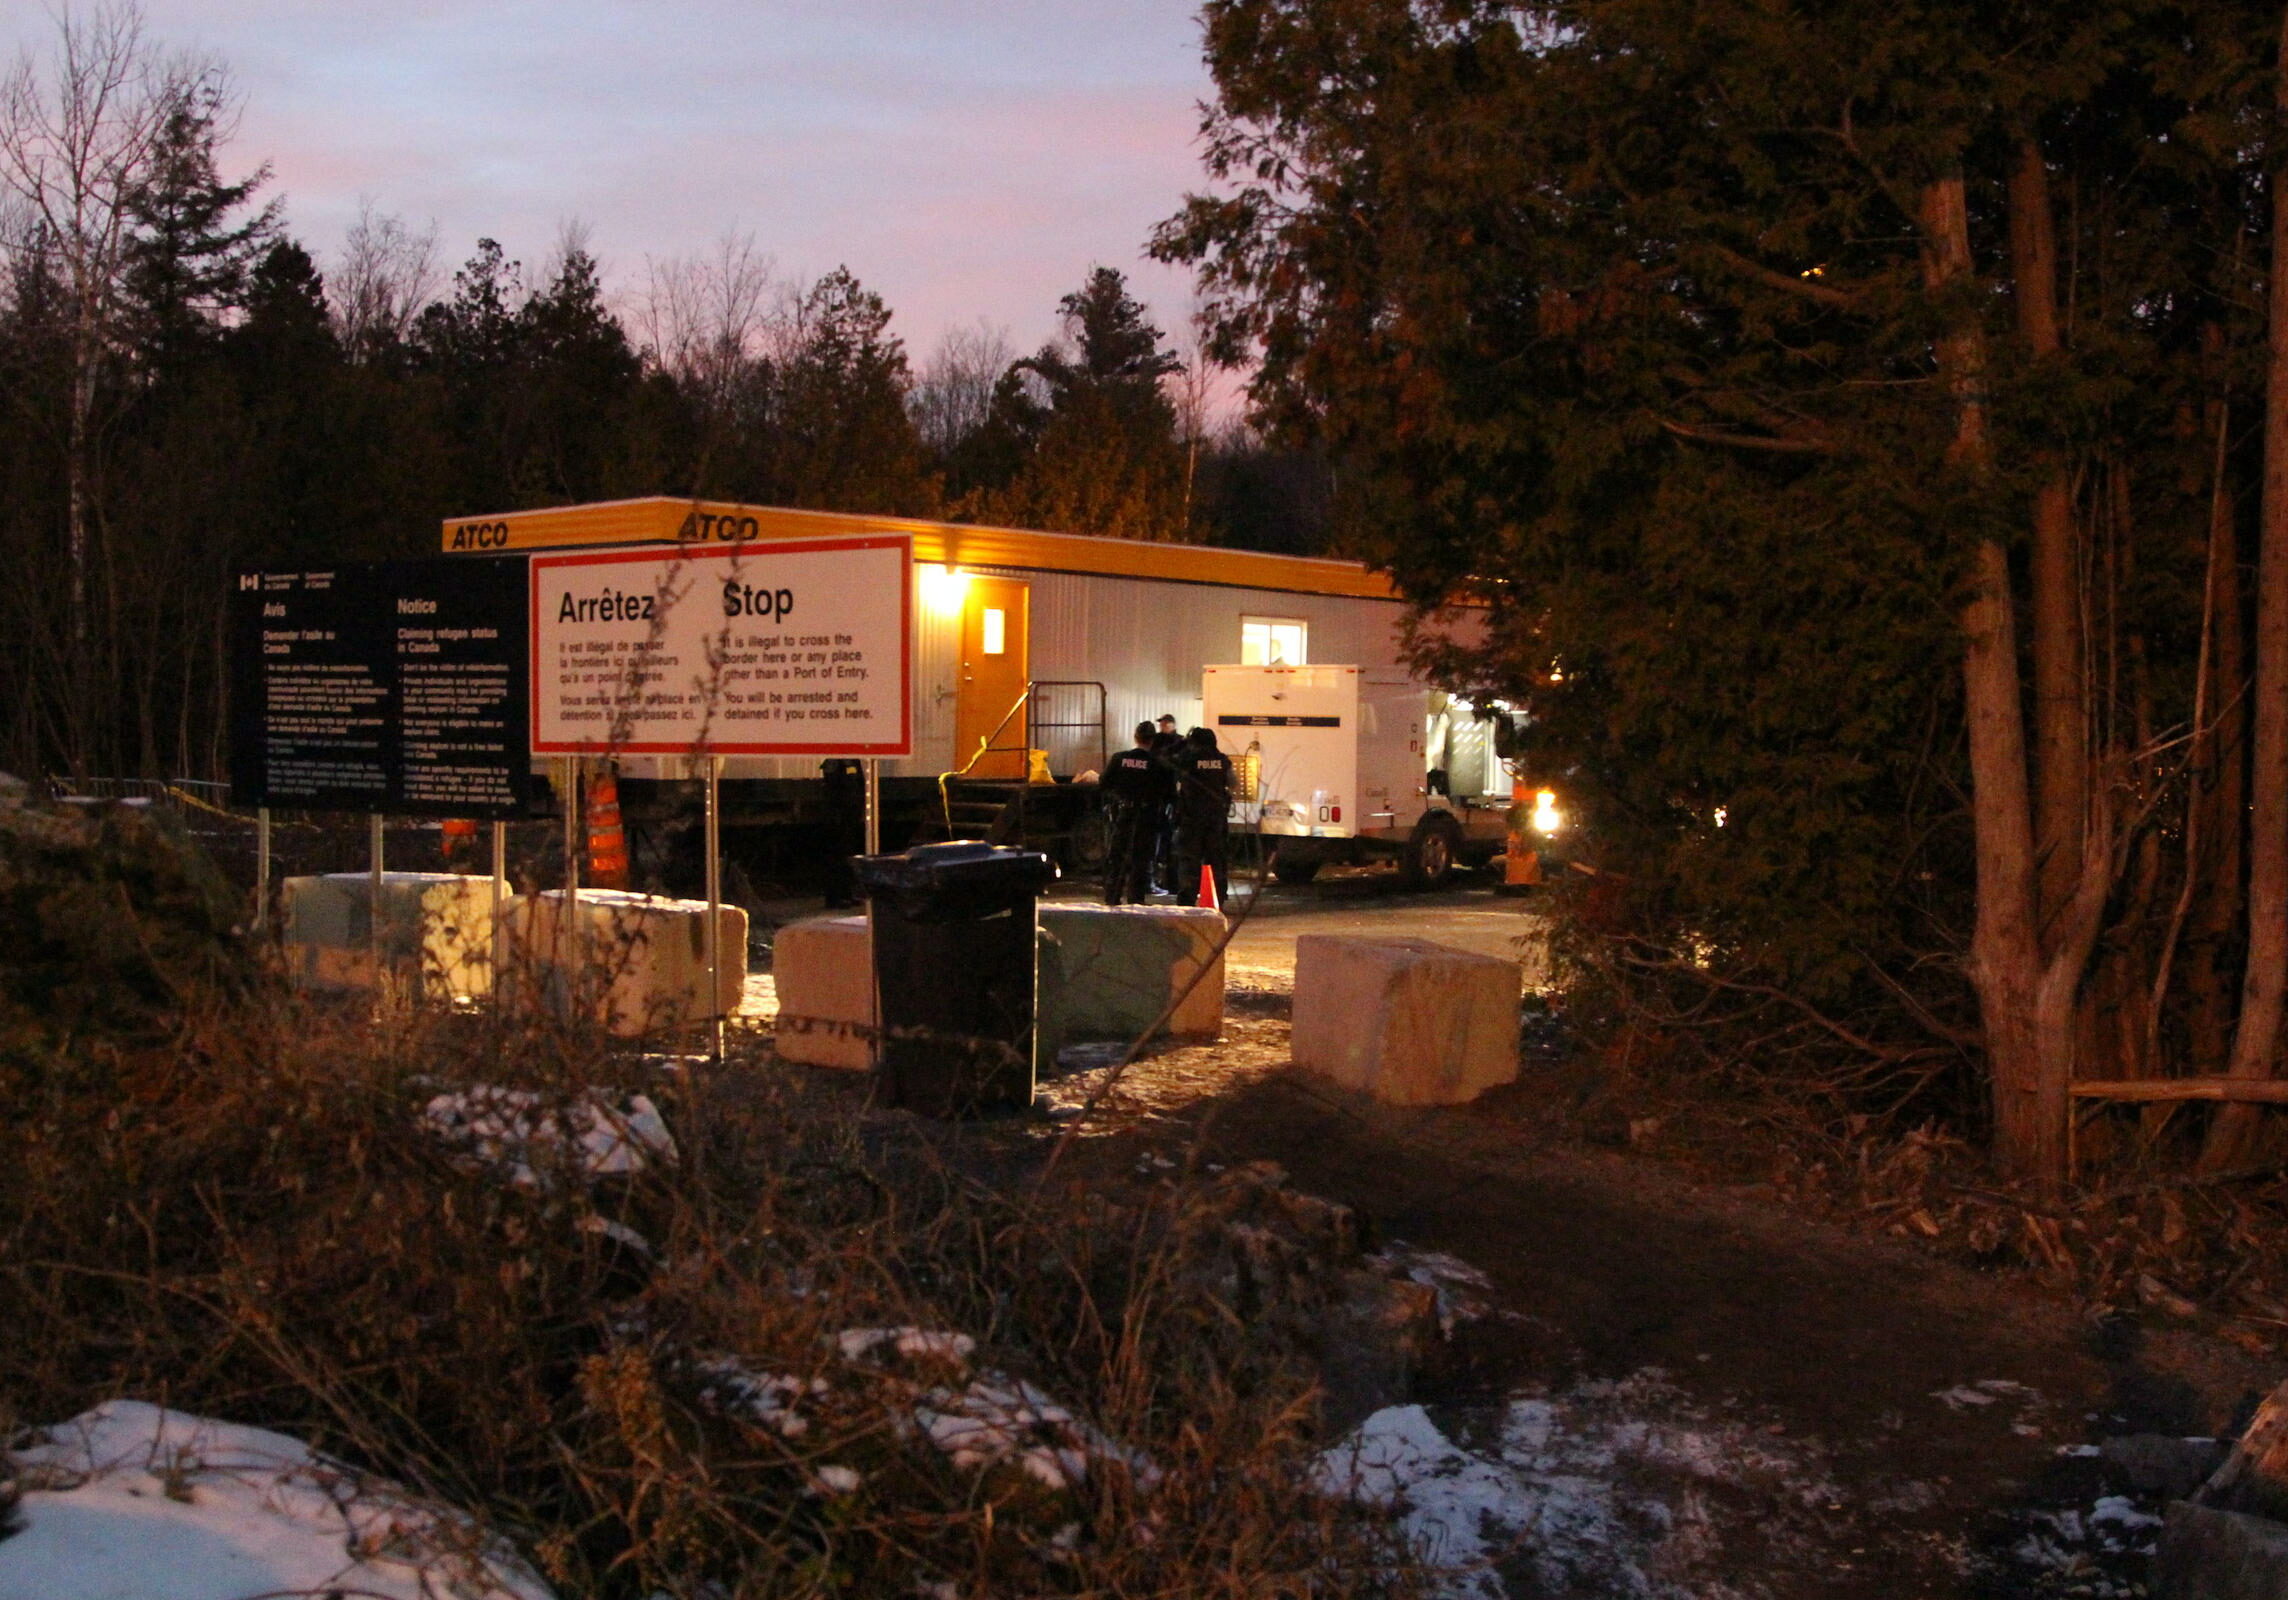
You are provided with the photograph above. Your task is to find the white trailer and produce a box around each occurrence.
[1202,663,1513,888]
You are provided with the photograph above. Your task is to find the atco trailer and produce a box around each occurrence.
[1203,664,1514,888]
[441,497,1456,879]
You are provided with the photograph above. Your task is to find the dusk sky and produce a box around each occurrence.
[4,1,1222,369]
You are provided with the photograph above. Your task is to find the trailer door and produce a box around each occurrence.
[955,577,1031,779]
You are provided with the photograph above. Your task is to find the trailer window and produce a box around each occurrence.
[1241,617,1306,666]
[981,607,1007,655]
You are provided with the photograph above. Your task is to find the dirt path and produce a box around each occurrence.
[1033,986,2276,1599]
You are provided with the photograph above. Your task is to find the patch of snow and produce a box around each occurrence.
[1316,1372,1842,1600]
[0,1400,553,1600]
[810,1465,863,1496]
[836,1327,977,1366]
[2088,1495,2163,1532]
[576,1214,653,1256]
[419,1085,676,1189]
[1932,1385,1997,1408]
[1982,1461,2169,1593]
[914,1376,1160,1493]
[693,1359,827,1438]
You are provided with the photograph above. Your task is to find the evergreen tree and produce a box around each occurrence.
[1158,0,2280,1183]
[765,266,935,515]
[120,77,278,376]
[962,266,1191,539]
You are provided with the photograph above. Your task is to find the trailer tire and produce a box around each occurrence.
[1270,847,1322,886]
[1069,809,1109,873]
[1400,813,1463,889]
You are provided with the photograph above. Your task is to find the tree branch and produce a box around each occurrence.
[1656,417,1839,455]
[1694,242,1860,309]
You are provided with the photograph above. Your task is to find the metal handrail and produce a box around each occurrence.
[937,685,1034,833]
[1026,680,1108,781]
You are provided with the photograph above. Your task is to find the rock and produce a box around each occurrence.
[2200,1378,2288,1525]
[2102,1433,2228,1501]
[2157,1503,2288,1599]
[281,872,505,1000]
[769,913,875,1070]
[1290,935,1520,1105]
[508,889,747,1035]
[1165,1162,1441,1431]
[1036,903,1224,1042]
[2156,1377,2288,1598]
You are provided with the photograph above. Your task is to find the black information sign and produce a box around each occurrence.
[228,557,533,817]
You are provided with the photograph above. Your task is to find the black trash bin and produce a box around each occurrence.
[852,841,1059,1116]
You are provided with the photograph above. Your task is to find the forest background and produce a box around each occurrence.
[20,0,2288,1188]
[0,6,1328,792]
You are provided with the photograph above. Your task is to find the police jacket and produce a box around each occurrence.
[1174,747,1232,823]
[1102,745,1170,807]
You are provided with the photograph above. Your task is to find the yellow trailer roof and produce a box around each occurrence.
[442,496,1401,601]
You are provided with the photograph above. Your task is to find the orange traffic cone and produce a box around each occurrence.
[440,816,478,870]
[586,769,630,889]
[1198,863,1221,913]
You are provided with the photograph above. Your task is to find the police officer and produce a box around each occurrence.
[1099,721,1168,905]
[1173,725,1232,907]
[1149,714,1183,893]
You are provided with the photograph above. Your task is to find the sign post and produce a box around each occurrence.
[863,759,880,856]
[559,758,579,1000]
[704,755,723,1060]
[368,814,384,988]
[254,807,271,930]
[489,819,507,1003]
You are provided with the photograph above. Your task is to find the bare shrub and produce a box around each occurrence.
[0,963,1420,1596]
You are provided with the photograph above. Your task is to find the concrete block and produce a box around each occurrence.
[1038,903,1224,1042]
[280,872,505,999]
[2158,1503,2288,1599]
[510,889,747,1035]
[771,914,875,1070]
[1290,935,1519,1106]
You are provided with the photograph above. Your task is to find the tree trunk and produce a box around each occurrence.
[1925,172,2068,1183]
[63,326,97,778]
[2188,321,2248,1074]
[2009,138,2088,939]
[2208,7,2288,1168]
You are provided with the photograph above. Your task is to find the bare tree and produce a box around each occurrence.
[331,197,438,360]
[539,214,597,288]
[909,318,1012,459]
[1166,301,1225,529]
[0,0,209,771]
[634,231,778,398]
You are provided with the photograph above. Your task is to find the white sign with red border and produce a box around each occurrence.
[530,536,912,756]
